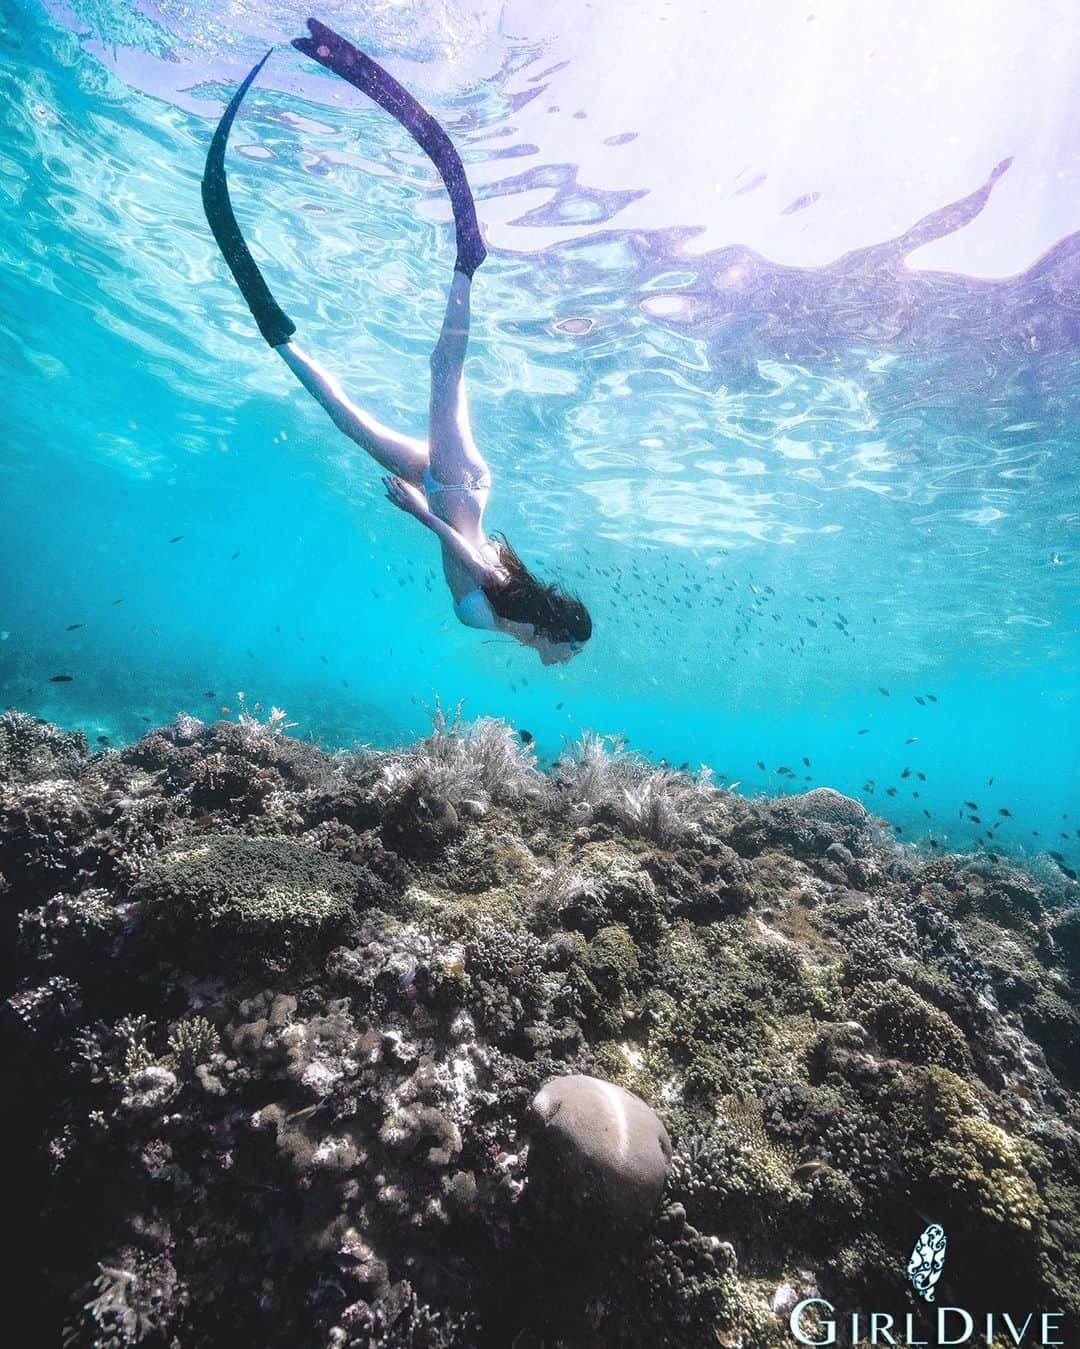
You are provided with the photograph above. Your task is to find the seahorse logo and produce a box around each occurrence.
[907,1224,947,1302]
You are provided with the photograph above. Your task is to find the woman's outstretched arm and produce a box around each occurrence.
[382,475,500,586]
[276,341,429,484]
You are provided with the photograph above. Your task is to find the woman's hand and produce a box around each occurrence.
[382,475,429,519]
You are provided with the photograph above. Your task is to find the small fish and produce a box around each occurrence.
[998,808,1012,818]
[66,623,85,631]
[793,1160,830,1182]
[518,729,534,745]
[49,674,74,683]
[925,694,938,703]
[802,756,811,767]
[886,787,897,797]
[112,598,125,605]
[320,655,329,664]
[858,728,870,735]
[231,551,240,560]
[969,815,982,824]
[900,767,911,779]
[878,687,890,696]
[756,761,766,771]
[964,800,979,811]
[915,696,926,706]
[97,735,110,745]
[169,535,184,543]
[906,737,919,744]
[916,772,926,781]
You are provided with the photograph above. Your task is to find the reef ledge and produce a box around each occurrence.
[3,706,1078,1347]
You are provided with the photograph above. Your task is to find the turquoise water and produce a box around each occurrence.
[2,0,1078,865]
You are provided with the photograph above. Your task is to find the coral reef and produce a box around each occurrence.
[3,709,1078,1347]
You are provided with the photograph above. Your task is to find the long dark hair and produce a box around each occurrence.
[482,533,592,644]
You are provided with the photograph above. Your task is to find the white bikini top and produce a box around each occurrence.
[454,587,498,629]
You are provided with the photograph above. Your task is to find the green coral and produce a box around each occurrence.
[167,1016,220,1073]
[926,1116,1047,1233]
[135,834,359,973]
[850,978,970,1071]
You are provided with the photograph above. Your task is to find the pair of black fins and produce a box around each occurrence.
[201,17,487,348]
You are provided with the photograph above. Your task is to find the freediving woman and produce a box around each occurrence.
[201,18,592,666]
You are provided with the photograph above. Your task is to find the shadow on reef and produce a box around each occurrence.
[2,705,1079,1347]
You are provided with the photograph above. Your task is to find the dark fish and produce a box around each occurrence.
[518,729,534,745]
[231,551,240,560]
[858,728,870,735]
[915,696,926,706]
[916,772,926,781]
[320,655,329,664]
[97,735,110,745]
[112,598,125,604]
[923,809,931,819]
[878,687,890,696]
[925,694,938,702]
[969,815,982,824]
[886,787,897,797]
[556,702,564,710]
[999,808,1012,818]
[757,761,766,771]
[169,535,184,543]
[204,691,216,699]
[906,737,919,744]
[802,756,811,767]
[49,674,74,683]
[987,776,994,787]
[900,767,911,779]
[66,623,85,631]
[964,800,979,810]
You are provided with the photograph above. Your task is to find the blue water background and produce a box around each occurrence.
[2,0,1078,865]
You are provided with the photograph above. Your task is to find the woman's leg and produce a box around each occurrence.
[427,270,488,485]
[277,341,429,485]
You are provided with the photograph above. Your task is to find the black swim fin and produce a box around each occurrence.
[291,18,486,277]
[201,51,297,347]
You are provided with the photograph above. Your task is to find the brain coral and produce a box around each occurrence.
[789,788,869,827]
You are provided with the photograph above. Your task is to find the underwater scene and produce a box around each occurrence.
[3,0,1078,1345]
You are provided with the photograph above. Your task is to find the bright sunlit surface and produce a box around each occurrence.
[2,0,1078,864]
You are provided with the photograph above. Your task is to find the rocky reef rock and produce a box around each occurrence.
[527,1074,672,1232]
